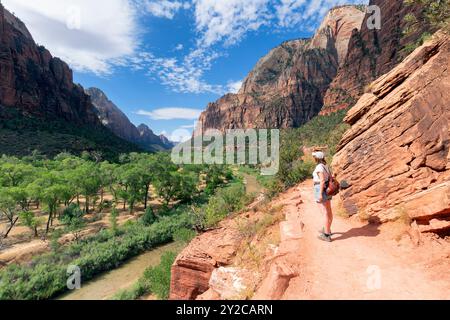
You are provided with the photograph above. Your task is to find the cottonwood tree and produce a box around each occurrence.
[19,211,44,238]
[60,204,86,242]
[0,189,20,238]
[27,172,71,234]
[116,163,144,213]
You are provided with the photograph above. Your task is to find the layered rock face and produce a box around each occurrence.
[333,33,450,232]
[321,0,430,115]
[195,6,365,133]
[0,5,99,125]
[169,225,243,300]
[86,88,173,151]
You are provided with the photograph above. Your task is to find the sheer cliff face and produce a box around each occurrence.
[0,5,99,125]
[333,33,450,229]
[321,0,430,115]
[86,88,173,151]
[195,6,365,133]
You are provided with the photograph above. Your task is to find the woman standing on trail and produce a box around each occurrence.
[312,151,334,243]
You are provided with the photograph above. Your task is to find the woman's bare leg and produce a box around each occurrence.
[324,200,333,235]
[317,202,328,234]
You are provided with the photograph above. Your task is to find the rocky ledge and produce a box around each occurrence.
[333,32,450,234]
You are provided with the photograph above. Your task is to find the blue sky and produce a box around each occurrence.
[2,0,364,141]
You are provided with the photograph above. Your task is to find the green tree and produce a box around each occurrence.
[110,207,119,235]
[134,154,158,209]
[27,171,70,234]
[116,163,145,213]
[99,161,119,204]
[69,162,101,213]
[60,204,86,242]
[0,189,20,238]
[19,211,44,237]
[404,0,450,33]
[0,158,34,187]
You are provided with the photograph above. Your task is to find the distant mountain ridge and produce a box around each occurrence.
[86,88,174,151]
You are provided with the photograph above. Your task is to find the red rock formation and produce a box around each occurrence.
[195,6,365,134]
[0,4,99,125]
[169,226,243,300]
[321,0,431,115]
[332,32,450,232]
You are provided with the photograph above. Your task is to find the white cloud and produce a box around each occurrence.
[169,128,192,142]
[143,0,190,19]
[192,0,271,47]
[146,48,224,94]
[275,0,367,27]
[180,123,197,129]
[2,0,139,74]
[191,0,367,47]
[2,0,369,92]
[137,108,203,120]
[275,0,306,27]
[227,80,243,94]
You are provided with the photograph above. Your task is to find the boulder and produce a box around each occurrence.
[208,267,254,300]
[169,226,242,300]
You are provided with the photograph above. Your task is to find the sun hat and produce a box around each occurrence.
[312,151,325,159]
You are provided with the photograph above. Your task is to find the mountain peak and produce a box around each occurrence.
[195,6,366,134]
[311,5,366,65]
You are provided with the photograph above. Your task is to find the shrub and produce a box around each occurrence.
[113,251,177,300]
[144,251,177,299]
[141,207,157,226]
[173,227,197,244]
[203,182,249,229]
[110,207,119,235]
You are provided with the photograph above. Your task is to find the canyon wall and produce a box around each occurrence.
[333,32,450,233]
[195,5,365,134]
[321,0,430,115]
[0,5,99,125]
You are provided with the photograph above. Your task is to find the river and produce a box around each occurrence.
[58,241,184,300]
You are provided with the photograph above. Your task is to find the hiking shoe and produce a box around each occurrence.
[318,228,333,236]
[318,233,332,243]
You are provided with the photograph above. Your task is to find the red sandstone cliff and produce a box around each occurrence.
[320,0,431,115]
[0,4,99,125]
[195,6,365,134]
[332,32,450,234]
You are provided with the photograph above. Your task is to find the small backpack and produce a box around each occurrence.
[322,164,340,197]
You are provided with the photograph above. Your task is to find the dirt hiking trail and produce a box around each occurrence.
[274,180,450,300]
